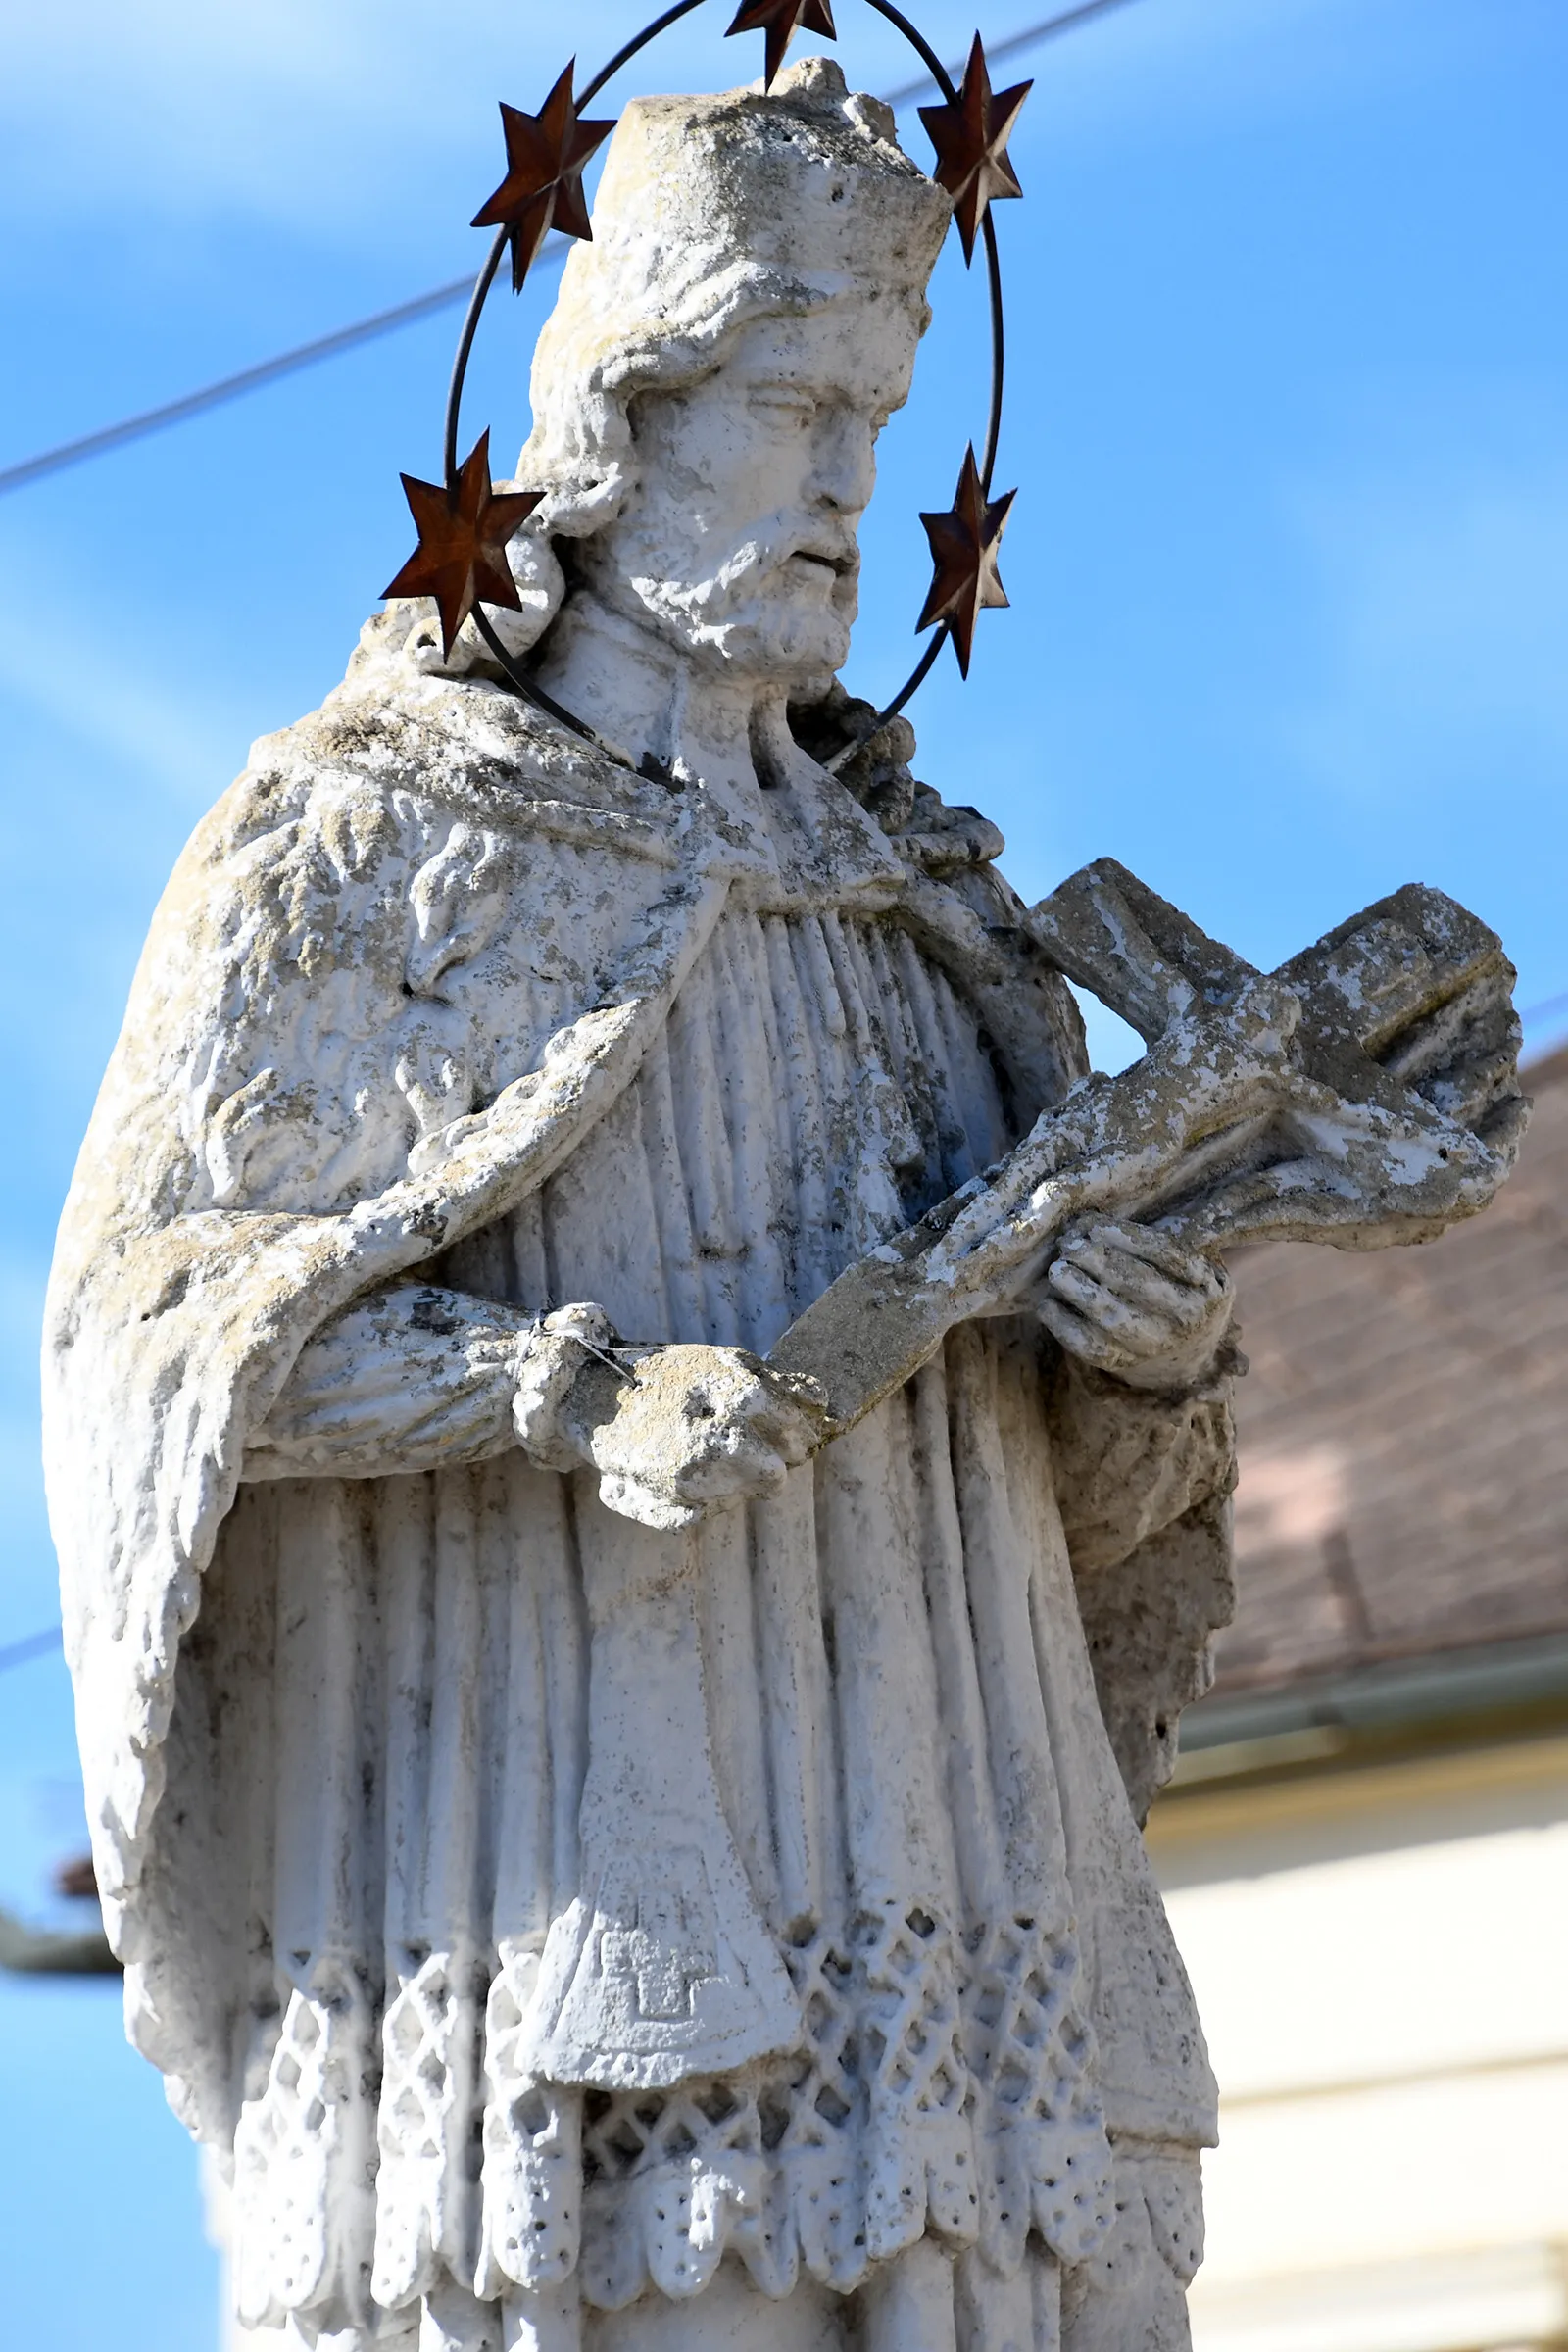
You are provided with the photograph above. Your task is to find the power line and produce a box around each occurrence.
[0,0,1141,501]
[0,272,496,498]
[881,0,1135,100]
[0,1624,63,1675]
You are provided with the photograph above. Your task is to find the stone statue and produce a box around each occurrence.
[42,60,1524,2352]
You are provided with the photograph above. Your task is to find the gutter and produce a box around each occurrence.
[1169,1628,1568,1791]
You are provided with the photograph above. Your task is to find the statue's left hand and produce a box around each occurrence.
[1032,1221,1234,1394]
[576,1346,828,1530]
[513,1309,828,1530]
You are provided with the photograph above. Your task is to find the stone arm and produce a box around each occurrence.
[243,1282,826,1530]
[242,1283,541,1482]
[246,1233,1236,1822]
[1044,1349,1240,1824]
[1028,1213,1242,1825]
[1073,1495,1238,1826]
[1046,1347,1238,1577]
[1025,1211,1240,1574]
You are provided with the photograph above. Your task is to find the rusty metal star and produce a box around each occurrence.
[918,35,1032,266]
[471,62,615,293]
[383,431,543,659]
[917,444,1016,677]
[725,0,837,93]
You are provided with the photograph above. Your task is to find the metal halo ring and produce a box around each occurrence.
[441,0,1009,770]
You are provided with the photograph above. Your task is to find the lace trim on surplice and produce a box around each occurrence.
[561,1903,1114,2310]
[227,1904,1114,2326]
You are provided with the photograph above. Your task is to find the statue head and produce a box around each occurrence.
[507,59,953,700]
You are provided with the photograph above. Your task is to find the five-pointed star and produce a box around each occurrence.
[383,431,543,659]
[471,62,615,292]
[918,34,1033,265]
[725,0,837,93]
[917,444,1016,678]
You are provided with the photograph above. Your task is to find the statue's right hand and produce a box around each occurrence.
[512,1312,827,1531]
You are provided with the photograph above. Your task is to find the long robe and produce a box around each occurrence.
[43,648,1232,2348]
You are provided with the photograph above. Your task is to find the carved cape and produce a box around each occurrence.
[46,662,738,1922]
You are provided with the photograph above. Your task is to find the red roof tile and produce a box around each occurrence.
[1214,1043,1568,1696]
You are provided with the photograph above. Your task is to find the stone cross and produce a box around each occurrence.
[769,861,1525,1437]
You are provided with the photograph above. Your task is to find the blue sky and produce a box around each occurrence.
[1,0,1564,2339]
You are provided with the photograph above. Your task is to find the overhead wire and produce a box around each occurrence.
[880,0,1134,99]
[0,0,1141,500]
[0,1625,63,1675]
[0,277,482,497]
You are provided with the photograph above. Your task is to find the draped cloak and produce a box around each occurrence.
[43,647,1234,2345]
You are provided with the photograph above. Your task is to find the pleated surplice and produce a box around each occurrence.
[158,899,1210,2344]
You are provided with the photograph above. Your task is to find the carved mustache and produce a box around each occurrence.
[678,517,861,614]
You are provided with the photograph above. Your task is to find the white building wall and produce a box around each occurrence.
[1149,1737,1568,2352]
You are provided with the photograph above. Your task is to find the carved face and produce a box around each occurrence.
[579,304,925,690]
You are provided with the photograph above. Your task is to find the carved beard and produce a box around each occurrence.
[613,512,862,686]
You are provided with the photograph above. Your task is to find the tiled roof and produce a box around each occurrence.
[1211,1043,1568,1698]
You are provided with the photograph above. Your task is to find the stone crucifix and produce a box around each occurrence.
[44,59,1522,2352]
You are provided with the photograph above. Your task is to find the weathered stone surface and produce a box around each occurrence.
[43,57,1520,2352]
